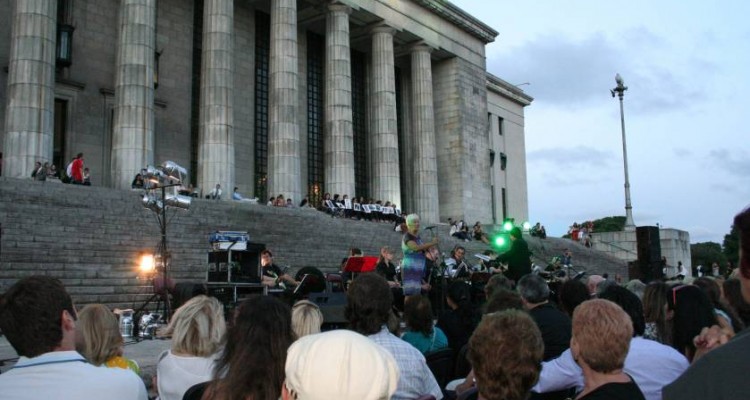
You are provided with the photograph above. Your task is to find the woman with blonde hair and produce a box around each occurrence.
[76,304,140,373]
[291,300,323,338]
[155,295,226,400]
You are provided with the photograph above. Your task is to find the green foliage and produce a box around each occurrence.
[691,241,727,270]
[562,216,626,238]
[723,225,740,267]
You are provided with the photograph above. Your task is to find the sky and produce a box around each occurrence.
[452,0,750,244]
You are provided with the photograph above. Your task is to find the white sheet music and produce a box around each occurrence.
[344,199,352,209]
[354,203,362,211]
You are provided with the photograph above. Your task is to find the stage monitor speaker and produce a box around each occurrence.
[207,243,265,284]
[636,226,662,282]
[310,292,348,331]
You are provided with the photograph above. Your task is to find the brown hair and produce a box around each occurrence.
[642,282,671,345]
[76,304,122,366]
[468,310,543,400]
[0,276,76,357]
[404,295,434,336]
[572,299,632,373]
[484,289,524,314]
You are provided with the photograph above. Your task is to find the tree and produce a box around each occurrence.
[691,242,727,272]
[723,224,739,268]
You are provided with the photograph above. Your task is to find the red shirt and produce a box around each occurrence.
[71,158,84,182]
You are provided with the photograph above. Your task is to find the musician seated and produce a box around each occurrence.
[376,246,400,289]
[260,250,298,288]
[444,246,471,279]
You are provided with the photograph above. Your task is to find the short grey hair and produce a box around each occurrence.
[517,274,550,304]
[406,214,420,228]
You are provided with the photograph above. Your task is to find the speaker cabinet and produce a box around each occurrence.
[207,243,265,283]
[636,226,662,282]
[310,292,348,330]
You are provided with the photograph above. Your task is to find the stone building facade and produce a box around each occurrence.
[0,0,531,224]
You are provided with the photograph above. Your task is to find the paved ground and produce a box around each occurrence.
[0,334,172,395]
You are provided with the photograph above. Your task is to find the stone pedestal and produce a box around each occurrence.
[324,3,355,197]
[410,44,438,223]
[268,0,301,202]
[2,0,57,178]
[111,0,157,189]
[198,0,234,196]
[370,24,401,205]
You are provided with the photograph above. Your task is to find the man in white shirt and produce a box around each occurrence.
[209,183,222,200]
[0,276,148,400]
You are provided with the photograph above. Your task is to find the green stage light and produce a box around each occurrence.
[503,221,514,231]
[491,232,511,251]
[523,221,531,231]
[495,235,507,247]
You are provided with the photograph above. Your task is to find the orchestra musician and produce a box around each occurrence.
[260,249,299,289]
[444,246,471,279]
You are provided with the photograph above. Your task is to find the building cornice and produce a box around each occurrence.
[412,0,498,43]
[487,73,534,106]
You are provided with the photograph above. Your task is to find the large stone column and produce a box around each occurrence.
[370,24,401,205]
[198,0,234,197]
[111,0,157,189]
[410,43,438,223]
[268,0,300,202]
[2,0,57,178]
[324,3,354,198]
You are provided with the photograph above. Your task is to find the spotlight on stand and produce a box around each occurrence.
[142,193,163,213]
[160,161,187,184]
[145,165,165,184]
[522,221,531,232]
[139,254,156,274]
[164,193,191,210]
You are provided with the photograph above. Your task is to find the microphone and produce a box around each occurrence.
[424,225,436,230]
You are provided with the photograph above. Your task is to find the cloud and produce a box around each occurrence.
[673,147,692,157]
[708,148,750,178]
[528,145,614,168]
[487,29,715,114]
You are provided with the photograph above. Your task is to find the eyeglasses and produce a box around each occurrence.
[671,285,689,308]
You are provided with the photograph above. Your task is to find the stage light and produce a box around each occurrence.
[523,221,531,231]
[142,193,163,213]
[139,254,155,274]
[491,232,511,252]
[160,161,187,183]
[503,221,514,231]
[164,193,191,210]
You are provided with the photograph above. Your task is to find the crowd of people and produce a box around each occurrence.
[1,206,749,400]
[29,153,90,185]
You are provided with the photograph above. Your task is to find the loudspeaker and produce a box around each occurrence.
[636,226,662,282]
[207,243,265,283]
[310,292,348,330]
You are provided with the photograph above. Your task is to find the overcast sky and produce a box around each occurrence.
[452,0,750,243]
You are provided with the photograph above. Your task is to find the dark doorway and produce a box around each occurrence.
[54,99,68,175]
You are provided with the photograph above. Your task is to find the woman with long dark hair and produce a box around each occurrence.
[204,296,294,400]
[694,277,745,334]
[436,281,478,351]
[667,284,718,361]
[642,282,672,345]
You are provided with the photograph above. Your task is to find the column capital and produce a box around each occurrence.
[327,1,352,14]
[409,41,434,54]
[370,22,396,36]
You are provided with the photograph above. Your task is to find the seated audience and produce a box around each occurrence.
[285,198,294,208]
[345,273,443,399]
[518,274,571,362]
[534,285,689,400]
[76,304,139,373]
[483,273,513,300]
[722,278,750,327]
[467,310,544,400]
[0,276,147,399]
[207,184,222,200]
[282,330,399,400]
[530,222,547,239]
[291,300,323,338]
[472,221,490,244]
[624,279,646,299]
[450,219,471,241]
[155,295,225,400]
[663,206,750,399]
[83,167,91,185]
[642,281,671,344]
[556,279,590,318]
[401,295,449,354]
[570,299,645,399]
[204,296,294,400]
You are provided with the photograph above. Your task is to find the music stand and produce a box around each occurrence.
[342,256,379,273]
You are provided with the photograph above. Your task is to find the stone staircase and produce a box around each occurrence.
[0,177,627,309]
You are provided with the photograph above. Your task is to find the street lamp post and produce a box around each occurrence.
[611,73,636,231]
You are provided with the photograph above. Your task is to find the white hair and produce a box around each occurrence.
[406,214,420,228]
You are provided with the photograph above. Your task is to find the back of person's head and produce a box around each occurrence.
[284,330,399,400]
[517,274,550,304]
[484,289,524,314]
[345,273,393,335]
[484,274,513,299]
[349,247,363,256]
[624,279,646,299]
[161,295,226,357]
[510,227,522,239]
[667,284,717,360]
[404,295,434,337]
[572,299,632,373]
[213,295,294,400]
[597,285,646,337]
[642,281,671,344]
[0,276,76,357]
[723,278,750,327]
[291,300,323,338]
[693,277,722,306]
[735,205,750,281]
[586,275,605,296]
[557,279,590,317]
[468,310,543,400]
[75,304,122,365]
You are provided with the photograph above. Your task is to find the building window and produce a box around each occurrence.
[53,99,68,172]
[307,32,325,207]
[352,49,368,199]
[56,0,74,68]
[254,12,271,201]
[498,116,504,136]
[501,187,508,220]
[500,152,507,171]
